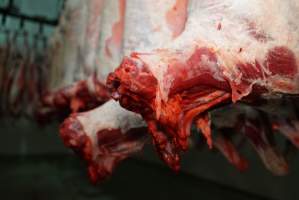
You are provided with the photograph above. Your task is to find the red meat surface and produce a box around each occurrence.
[108,0,299,172]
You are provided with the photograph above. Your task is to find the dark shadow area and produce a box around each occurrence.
[0,155,270,200]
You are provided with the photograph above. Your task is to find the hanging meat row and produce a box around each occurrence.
[1,0,299,183]
[59,0,299,182]
[0,27,48,118]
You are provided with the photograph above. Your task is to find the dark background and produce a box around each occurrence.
[0,1,298,199]
[1,118,298,200]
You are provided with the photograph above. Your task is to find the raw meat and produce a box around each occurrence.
[39,0,108,118]
[60,100,148,183]
[108,0,299,171]
[7,33,28,117]
[58,0,189,181]
[2,0,299,182]
[211,103,290,175]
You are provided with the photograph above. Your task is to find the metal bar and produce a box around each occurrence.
[0,7,58,26]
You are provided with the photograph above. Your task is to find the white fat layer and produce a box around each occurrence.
[97,0,124,81]
[83,0,104,76]
[123,0,176,56]
[48,0,105,91]
[77,100,145,148]
[138,0,299,101]
[48,0,89,90]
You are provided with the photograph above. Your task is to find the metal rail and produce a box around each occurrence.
[0,0,59,27]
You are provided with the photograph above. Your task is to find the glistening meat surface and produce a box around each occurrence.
[108,0,299,171]
[58,0,195,182]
